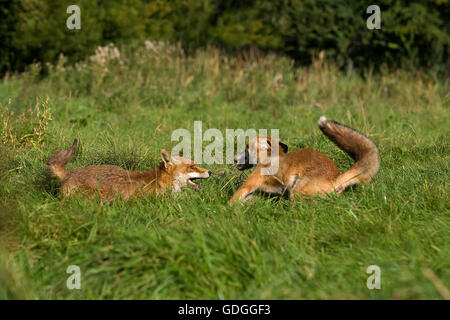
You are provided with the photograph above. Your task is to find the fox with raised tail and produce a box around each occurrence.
[47,139,211,201]
[229,116,380,204]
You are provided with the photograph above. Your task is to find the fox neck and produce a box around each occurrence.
[141,167,175,192]
[257,151,286,169]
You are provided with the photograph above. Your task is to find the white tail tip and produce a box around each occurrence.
[318,116,328,126]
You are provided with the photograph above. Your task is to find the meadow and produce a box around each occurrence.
[0,41,448,299]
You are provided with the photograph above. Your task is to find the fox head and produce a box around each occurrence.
[234,136,288,171]
[160,149,211,192]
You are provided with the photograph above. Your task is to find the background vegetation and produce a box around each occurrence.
[0,42,448,299]
[1,0,449,74]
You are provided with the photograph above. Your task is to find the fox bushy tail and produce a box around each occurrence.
[47,139,78,181]
[318,116,380,193]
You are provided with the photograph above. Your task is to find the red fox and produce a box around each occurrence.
[47,139,211,201]
[229,116,380,204]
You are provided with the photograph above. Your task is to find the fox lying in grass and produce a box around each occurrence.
[47,139,211,201]
[229,116,380,204]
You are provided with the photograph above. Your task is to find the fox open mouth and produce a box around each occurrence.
[188,177,204,190]
[236,163,253,171]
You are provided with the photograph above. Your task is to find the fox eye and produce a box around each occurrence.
[189,165,196,169]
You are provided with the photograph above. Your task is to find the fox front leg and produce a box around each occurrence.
[228,186,257,204]
[228,171,262,205]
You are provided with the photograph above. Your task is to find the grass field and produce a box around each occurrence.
[0,42,448,299]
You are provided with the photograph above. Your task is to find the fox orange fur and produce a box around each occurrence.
[47,139,211,201]
[229,116,380,204]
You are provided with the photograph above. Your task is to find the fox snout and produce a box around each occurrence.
[191,169,212,178]
[234,150,253,171]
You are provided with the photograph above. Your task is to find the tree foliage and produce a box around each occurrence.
[0,0,448,74]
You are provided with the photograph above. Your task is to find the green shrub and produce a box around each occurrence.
[0,0,449,74]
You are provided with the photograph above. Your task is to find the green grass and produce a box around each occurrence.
[0,42,449,299]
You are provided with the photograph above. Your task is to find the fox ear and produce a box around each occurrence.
[279,142,288,153]
[160,149,172,168]
[267,139,288,153]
